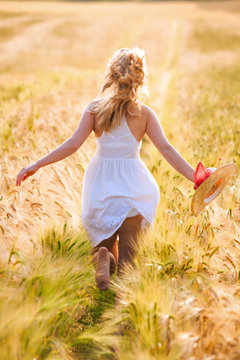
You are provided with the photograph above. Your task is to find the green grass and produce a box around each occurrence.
[0,70,88,151]
[0,84,25,102]
[183,64,240,168]
[51,20,88,38]
[191,24,240,53]
[0,223,116,359]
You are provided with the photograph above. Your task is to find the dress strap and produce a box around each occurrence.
[123,113,141,144]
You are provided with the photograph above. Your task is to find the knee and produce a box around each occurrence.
[99,246,109,254]
[91,245,108,255]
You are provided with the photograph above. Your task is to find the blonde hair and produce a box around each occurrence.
[90,47,148,132]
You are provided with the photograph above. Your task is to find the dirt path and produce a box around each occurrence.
[0,15,32,28]
[0,16,69,64]
[157,20,179,112]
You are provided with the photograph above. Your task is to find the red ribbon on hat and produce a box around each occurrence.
[194,162,212,190]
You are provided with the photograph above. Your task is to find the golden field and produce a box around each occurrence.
[0,1,240,359]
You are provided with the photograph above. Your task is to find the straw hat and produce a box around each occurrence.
[191,162,238,217]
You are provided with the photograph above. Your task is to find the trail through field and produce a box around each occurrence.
[157,20,179,110]
[0,16,70,64]
[0,14,32,28]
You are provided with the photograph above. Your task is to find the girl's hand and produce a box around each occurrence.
[194,162,216,190]
[16,163,39,186]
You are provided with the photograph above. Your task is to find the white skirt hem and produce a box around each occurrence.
[82,207,153,247]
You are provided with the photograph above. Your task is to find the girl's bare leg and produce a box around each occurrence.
[117,214,144,275]
[91,232,118,290]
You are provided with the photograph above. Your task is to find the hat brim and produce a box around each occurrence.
[191,162,238,217]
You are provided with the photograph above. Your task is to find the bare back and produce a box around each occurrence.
[93,101,148,143]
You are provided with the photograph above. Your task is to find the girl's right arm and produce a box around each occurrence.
[16,103,95,186]
[145,106,195,183]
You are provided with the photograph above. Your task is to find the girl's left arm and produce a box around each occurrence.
[16,104,94,186]
[146,106,195,183]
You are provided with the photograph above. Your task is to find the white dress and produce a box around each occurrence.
[81,113,160,247]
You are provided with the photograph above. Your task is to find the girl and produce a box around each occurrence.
[16,47,197,291]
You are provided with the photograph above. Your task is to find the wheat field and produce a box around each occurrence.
[0,1,240,359]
